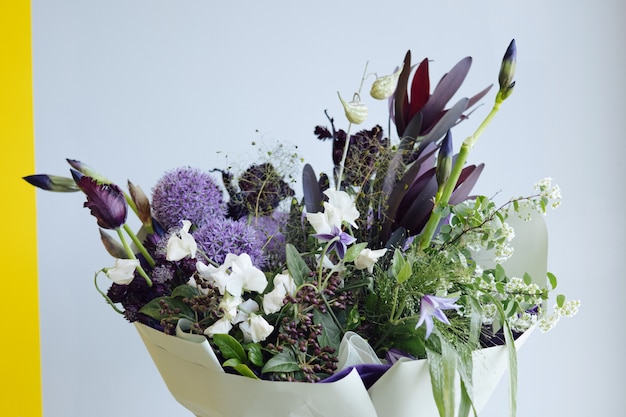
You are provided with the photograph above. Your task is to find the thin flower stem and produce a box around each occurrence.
[316,236,340,289]
[335,123,353,190]
[418,101,502,250]
[116,227,153,286]
[123,223,156,267]
[335,62,369,190]
[94,271,125,315]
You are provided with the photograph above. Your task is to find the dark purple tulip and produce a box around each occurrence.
[71,169,127,229]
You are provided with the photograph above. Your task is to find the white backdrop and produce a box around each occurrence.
[32,1,624,416]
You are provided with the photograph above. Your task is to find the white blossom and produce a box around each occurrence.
[166,220,197,261]
[354,248,387,273]
[263,272,296,314]
[104,258,140,285]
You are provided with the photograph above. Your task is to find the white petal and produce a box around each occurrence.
[105,259,140,285]
[240,315,274,343]
[354,248,387,273]
[274,272,296,296]
[229,253,267,294]
[263,285,287,314]
[166,220,198,261]
[204,317,232,337]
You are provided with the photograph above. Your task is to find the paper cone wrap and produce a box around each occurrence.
[135,209,547,417]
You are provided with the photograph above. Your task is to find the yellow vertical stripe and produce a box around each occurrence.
[0,1,42,416]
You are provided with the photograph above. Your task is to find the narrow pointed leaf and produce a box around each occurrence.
[408,58,431,117]
[302,163,323,213]
[421,57,472,129]
[393,50,412,136]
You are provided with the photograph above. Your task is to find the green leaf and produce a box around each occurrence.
[171,284,202,299]
[547,272,558,290]
[261,351,301,374]
[523,273,532,286]
[139,296,194,321]
[487,295,518,417]
[313,309,342,352]
[427,336,456,417]
[343,242,368,263]
[286,243,310,286]
[246,343,265,367]
[556,294,565,308]
[212,333,247,363]
[223,359,259,379]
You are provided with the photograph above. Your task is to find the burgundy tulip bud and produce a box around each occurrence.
[71,169,128,229]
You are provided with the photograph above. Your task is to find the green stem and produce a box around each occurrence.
[115,227,152,286]
[123,223,155,267]
[316,236,340,289]
[418,101,502,250]
[335,62,369,190]
[94,271,125,314]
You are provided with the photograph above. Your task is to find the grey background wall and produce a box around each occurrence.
[32,1,624,416]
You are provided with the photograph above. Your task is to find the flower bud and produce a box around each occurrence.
[128,180,152,226]
[23,174,79,192]
[370,64,404,100]
[338,92,368,124]
[436,131,453,191]
[99,229,128,259]
[498,39,516,100]
[66,159,110,184]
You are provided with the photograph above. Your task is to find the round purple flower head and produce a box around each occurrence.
[250,212,288,271]
[193,217,266,268]
[151,167,225,230]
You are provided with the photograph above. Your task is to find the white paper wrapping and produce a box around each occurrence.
[134,210,547,417]
[136,321,532,417]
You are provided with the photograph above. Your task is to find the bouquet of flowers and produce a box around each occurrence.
[26,40,578,417]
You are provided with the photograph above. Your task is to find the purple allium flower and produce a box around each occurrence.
[250,212,288,270]
[71,169,127,229]
[192,217,266,268]
[151,167,225,230]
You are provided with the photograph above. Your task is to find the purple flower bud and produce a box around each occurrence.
[23,174,79,192]
[71,169,127,229]
[498,39,517,96]
[436,131,453,190]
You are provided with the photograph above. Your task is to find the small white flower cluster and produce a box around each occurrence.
[517,178,562,219]
[534,177,562,209]
[504,276,543,305]
[481,303,497,325]
[509,311,538,332]
[538,299,581,332]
